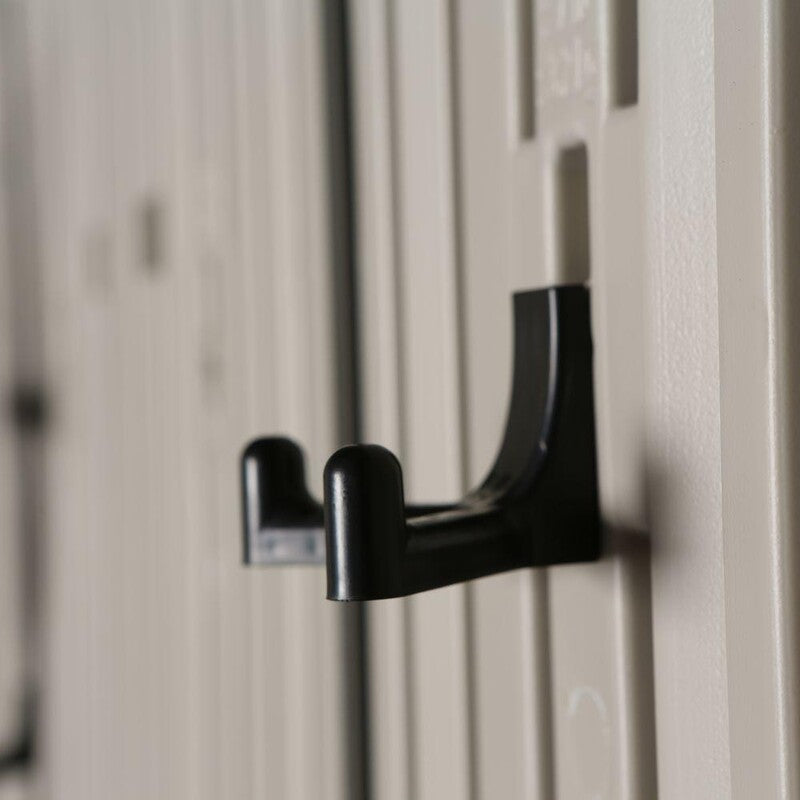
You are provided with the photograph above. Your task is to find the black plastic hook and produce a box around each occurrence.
[241,285,599,599]
[324,285,599,600]
[241,437,326,565]
[241,439,439,565]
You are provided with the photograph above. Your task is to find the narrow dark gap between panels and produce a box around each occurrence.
[0,0,47,776]
[321,2,370,799]
[445,3,479,800]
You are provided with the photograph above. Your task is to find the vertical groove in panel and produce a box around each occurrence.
[773,3,800,792]
[527,574,555,799]
[393,31,417,779]
[548,136,630,800]
[386,4,417,782]
[324,0,361,444]
[612,534,657,798]
[445,0,470,493]
[0,2,46,793]
[348,2,414,799]
[445,4,478,799]
[0,71,24,768]
[321,1,369,796]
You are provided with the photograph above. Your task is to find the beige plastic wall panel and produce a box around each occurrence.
[350,1,474,799]
[140,1,204,797]
[715,1,800,796]
[162,2,221,796]
[110,3,158,796]
[0,781,26,800]
[0,778,28,800]
[642,0,730,797]
[34,0,101,795]
[27,0,354,798]
[195,2,255,796]
[231,1,285,793]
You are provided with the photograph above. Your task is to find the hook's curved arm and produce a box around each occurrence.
[323,286,600,600]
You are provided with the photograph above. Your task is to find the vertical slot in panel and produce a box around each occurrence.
[547,97,659,800]
[556,143,590,283]
[515,0,535,139]
[549,140,618,800]
[609,0,638,107]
